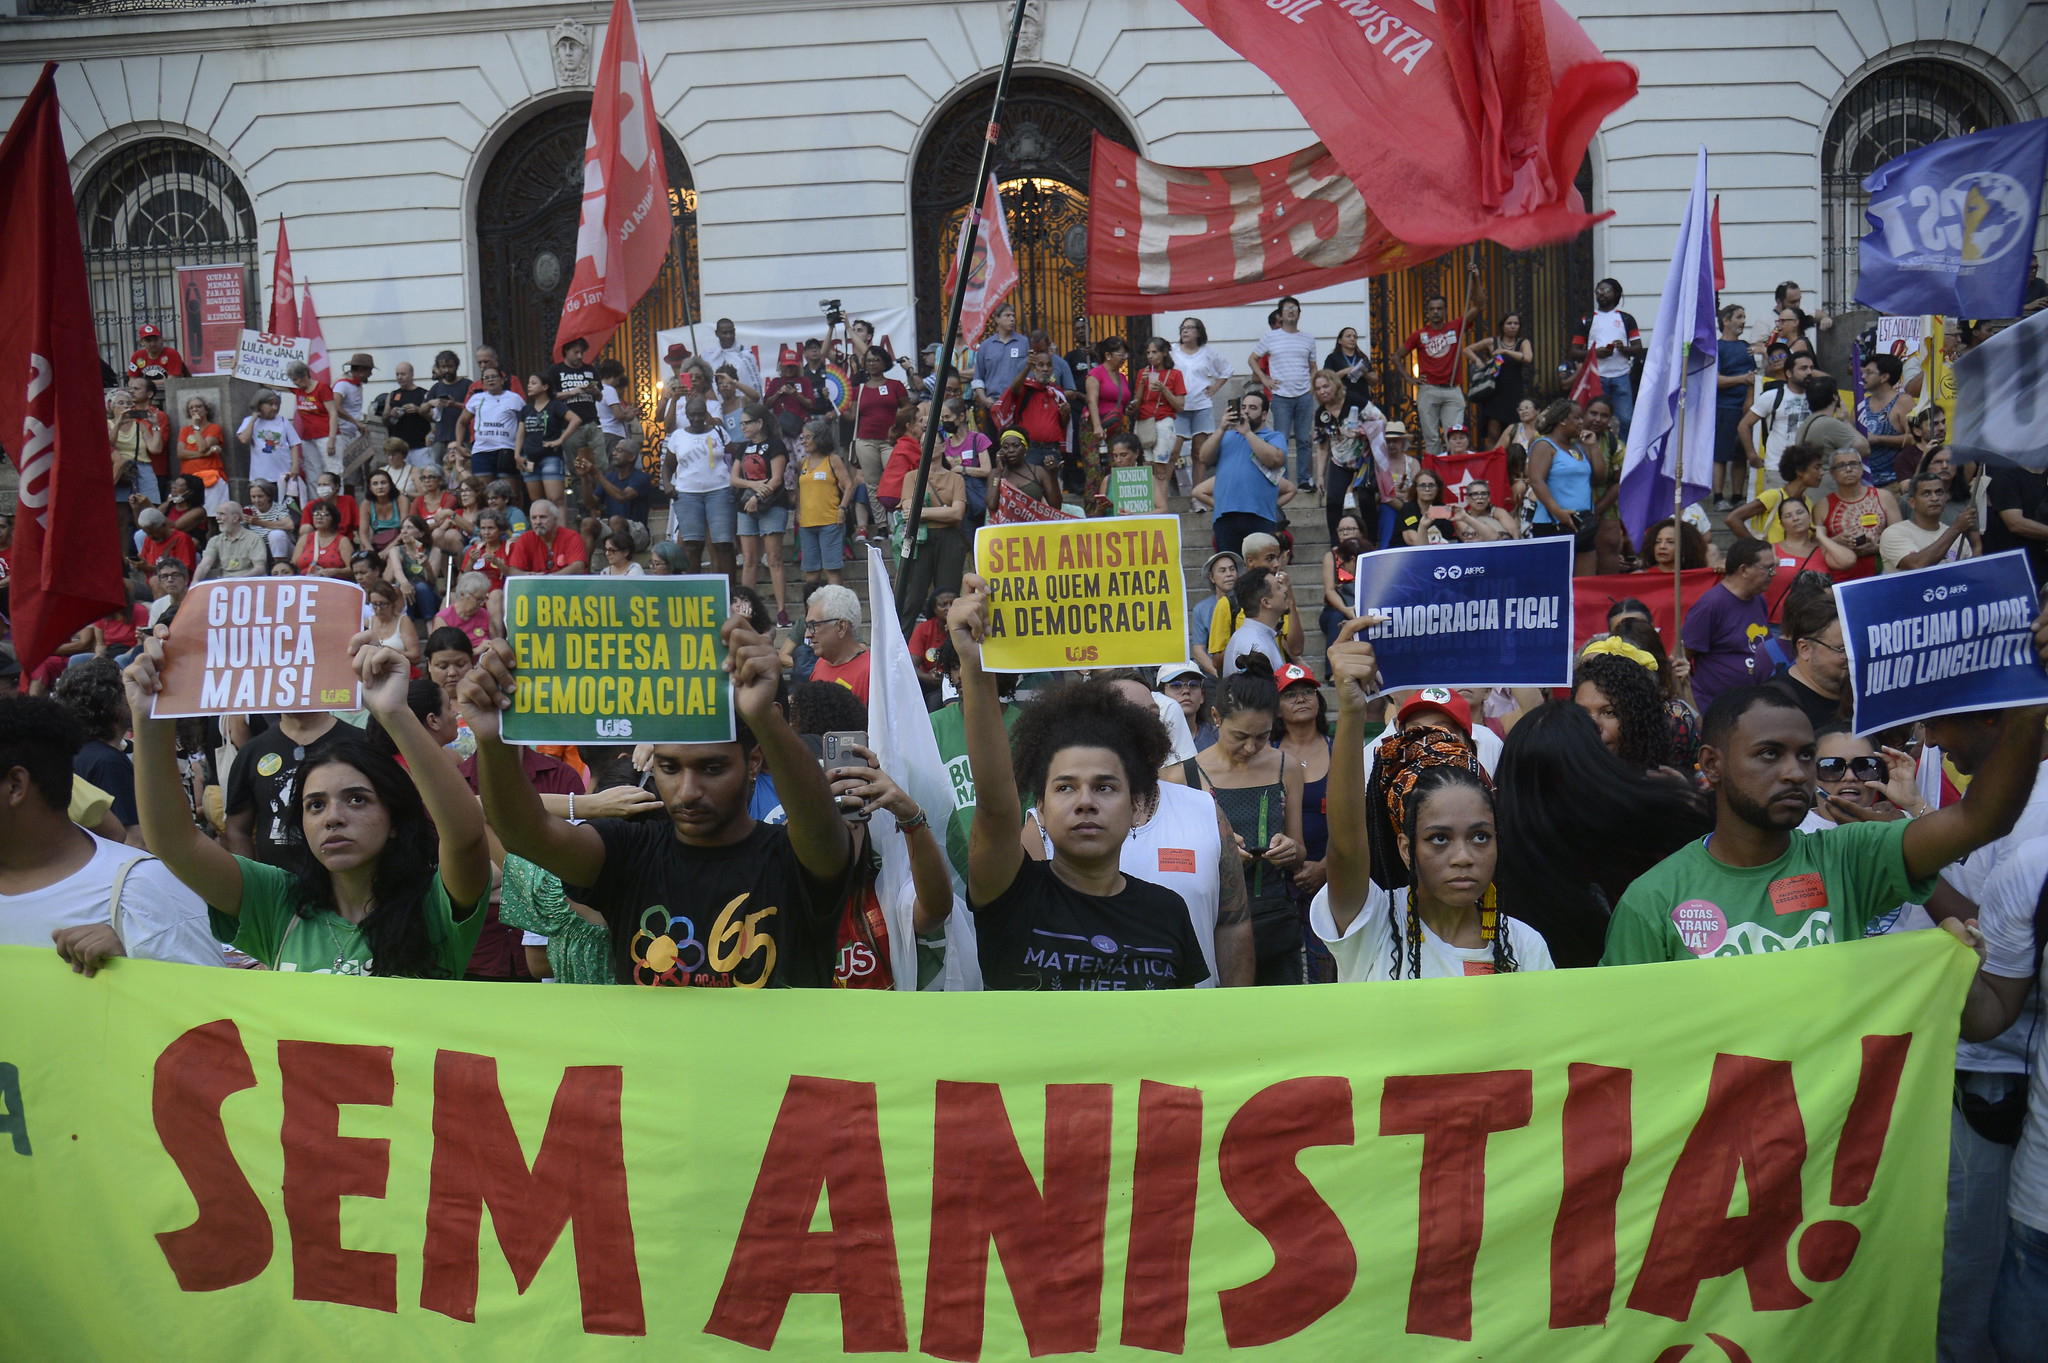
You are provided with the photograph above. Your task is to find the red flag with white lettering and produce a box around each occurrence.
[1086,136,1453,311]
[0,66,126,672]
[1171,0,1636,250]
[268,217,299,338]
[944,175,1021,343]
[554,0,671,362]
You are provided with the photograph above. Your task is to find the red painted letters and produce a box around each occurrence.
[704,1076,905,1351]
[1120,1081,1204,1353]
[1216,1076,1357,1348]
[421,1051,643,1335]
[278,1040,397,1312]
[152,1019,272,1291]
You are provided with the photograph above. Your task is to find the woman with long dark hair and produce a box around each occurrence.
[1316,620,1553,980]
[1572,644,1673,769]
[124,631,490,976]
[1492,699,1712,968]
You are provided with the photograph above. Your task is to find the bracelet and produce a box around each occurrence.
[567,792,575,821]
[895,807,929,833]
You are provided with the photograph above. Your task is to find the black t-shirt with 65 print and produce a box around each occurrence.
[582,818,843,987]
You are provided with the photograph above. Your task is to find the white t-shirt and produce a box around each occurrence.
[1252,329,1318,398]
[334,378,366,440]
[1974,837,2048,1232]
[1153,693,1197,766]
[1171,345,1233,413]
[0,829,221,967]
[666,427,727,494]
[1029,781,1221,987]
[464,390,525,451]
[599,384,627,437]
[1309,882,1554,980]
[1942,763,2048,1073]
[1878,518,1971,574]
[1749,385,1811,459]
[237,413,301,486]
[1586,309,1632,378]
[1221,618,1286,677]
[601,562,646,577]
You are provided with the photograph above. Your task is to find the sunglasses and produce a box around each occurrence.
[1817,755,1884,783]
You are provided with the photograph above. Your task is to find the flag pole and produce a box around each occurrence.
[1670,341,1691,663]
[898,0,1033,626]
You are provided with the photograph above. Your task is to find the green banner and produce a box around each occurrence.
[1108,466,1153,515]
[503,575,731,745]
[0,936,1974,1360]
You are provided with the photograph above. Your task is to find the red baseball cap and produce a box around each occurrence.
[1396,686,1472,736]
[138,324,161,339]
[778,344,801,367]
[1277,663,1317,689]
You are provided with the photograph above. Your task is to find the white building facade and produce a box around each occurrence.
[1,0,2042,406]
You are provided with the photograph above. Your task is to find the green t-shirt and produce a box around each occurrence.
[1601,819,1936,966]
[928,700,1022,884]
[498,854,611,985]
[209,855,485,977]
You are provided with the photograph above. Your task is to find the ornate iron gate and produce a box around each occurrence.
[1370,160,1596,429]
[1821,60,2013,315]
[913,77,1144,353]
[76,137,259,373]
[476,102,699,399]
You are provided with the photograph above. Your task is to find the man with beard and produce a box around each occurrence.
[1601,686,2047,964]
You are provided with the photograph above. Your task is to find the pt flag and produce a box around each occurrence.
[1086,136,1450,312]
[1855,118,2048,320]
[1170,0,1635,250]
[943,175,1020,343]
[555,0,670,362]
[266,217,299,338]
[0,64,126,672]
[1616,146,1717,549]
[298,283,329,385]
[0,936,1971,1360]
[1421,445,1510,510]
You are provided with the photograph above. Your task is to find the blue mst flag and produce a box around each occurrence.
[1835,550,2048,735]
[1855,118,2048,319]
[1351,537,1575,694]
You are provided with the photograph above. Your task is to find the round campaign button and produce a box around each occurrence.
[1671,900,1728,956]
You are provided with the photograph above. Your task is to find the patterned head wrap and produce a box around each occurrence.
[1373,725,1487,834]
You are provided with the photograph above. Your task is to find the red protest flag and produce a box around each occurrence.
[1171,0,1635,250]
[0,65,127,672]
[1710,194,1726,293]
[1086,136,1454,312]
[945,175,1021,343]
[268,218,299,338]
[1422,446,1510,509]
[1572,567,1718,655]
[554,0,670,363]
[299,283,330,385]
[1566,347,1603,407]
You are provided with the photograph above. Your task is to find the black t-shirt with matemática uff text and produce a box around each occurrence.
[971,857,1209,991]
[582,818,843,987]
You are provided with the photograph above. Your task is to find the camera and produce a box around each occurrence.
[820,298,845,326]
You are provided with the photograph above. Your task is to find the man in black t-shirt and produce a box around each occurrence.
[222,711,344,865]
[1985,463,2048,586]
[376,361,432,453]
[462,621,856,987]
[547,336,605,471]
[424,350,470,463]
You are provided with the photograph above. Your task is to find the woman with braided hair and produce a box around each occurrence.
[1573,640,1675,770]
[1312,619,1553,981]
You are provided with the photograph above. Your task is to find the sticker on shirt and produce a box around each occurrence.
[1671,900,1729,956]
[1768,872,1828,916]
[1158,848,1196,874]
[256,753,283,777]
[1462,960,1496,976]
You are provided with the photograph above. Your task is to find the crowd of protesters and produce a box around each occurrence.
[8,265,2048,1358]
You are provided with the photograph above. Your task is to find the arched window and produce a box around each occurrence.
[476,102,698,396]
[1822,59,2013,312]
[912,77,1142,353]
[76,137,258,371]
